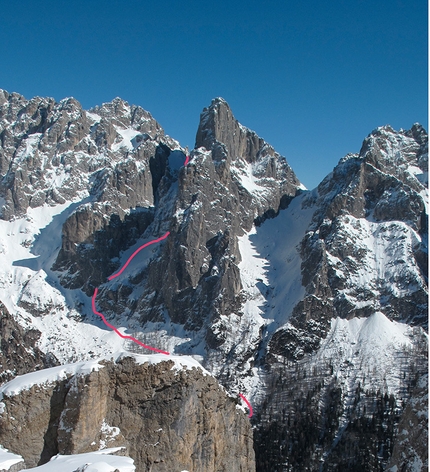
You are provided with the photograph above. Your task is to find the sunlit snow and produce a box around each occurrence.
[0,445,23,470]
[20,448,134,472]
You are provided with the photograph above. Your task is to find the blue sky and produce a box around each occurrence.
[0,0,427,188]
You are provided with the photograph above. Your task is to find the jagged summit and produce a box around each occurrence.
[0,90,179,220]
[195,96,282,165]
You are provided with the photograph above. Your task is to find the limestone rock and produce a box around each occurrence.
[0,356,255,471]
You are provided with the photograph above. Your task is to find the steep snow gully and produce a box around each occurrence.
[90,154,253,417]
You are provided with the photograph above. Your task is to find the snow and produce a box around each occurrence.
[326,215,426,302]
[86,112,102,123]
[111,126,141,152]
[407,163,429,212]
[238,191,316,331]
[313,310,414,434]
[114,351,210,376]
[408,164,428,185]
[0,352,209,400]
[0,445,24,470]
[20,448,134,472]
[0,200,130,364]
[316,312,412,388]
[14,133,42,165]
[0,200,84,315]
[98,420,121,450]
[0,177,198,367]
[207,192,316,398]
[0,359,103,398]
[310,311,416,455]
[230,159,273,200]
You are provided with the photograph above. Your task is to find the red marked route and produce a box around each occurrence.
[92,287,170,355]
[239,393,253,418]
[108,231,170,281]
[90,154,253,418]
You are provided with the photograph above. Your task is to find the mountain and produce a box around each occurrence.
[0,89,427,471]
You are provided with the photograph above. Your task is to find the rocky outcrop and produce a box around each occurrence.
[0,90,186,294]
[101,97,302,350]
[0,302,57,384]
[0,356,255,471]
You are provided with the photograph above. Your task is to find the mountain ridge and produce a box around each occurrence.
[0,89,427,471]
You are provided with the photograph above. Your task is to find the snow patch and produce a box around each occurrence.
[0,359,104,398]
[238,192,315,330]
[0,445,24,470]
[14,133,42,165]
[315,312,413,393]
[86,112,102,123]
[99,420,121,450]
[112,126,141,152]
[231,160,270,196]
[326,216,426,301]
[113,351,210,376]
[21,448,134,472]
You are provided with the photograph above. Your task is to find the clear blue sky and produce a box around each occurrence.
[0,0,427,189]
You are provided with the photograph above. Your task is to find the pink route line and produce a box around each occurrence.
[239,393,253,418]
[92,287,170,355]
[108,231,170,281]
[91,154,253,417]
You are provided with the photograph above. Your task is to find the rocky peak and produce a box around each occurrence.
[195,97,278,165]
[359,124,428,188]
[89,97,164,139]
[314,123,428,228]
[270,124,428,362]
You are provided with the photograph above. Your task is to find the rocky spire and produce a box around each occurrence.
[196,97,281,166]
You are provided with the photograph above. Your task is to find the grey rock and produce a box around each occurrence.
[0,301,58,384]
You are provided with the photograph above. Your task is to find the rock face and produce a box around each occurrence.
[0,302,57,384]
[0,90,166,220]
[0,356,255,471]
[124,98,301,342]
[0,89,178,296]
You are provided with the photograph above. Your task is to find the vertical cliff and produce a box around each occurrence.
[0,355,255,472]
